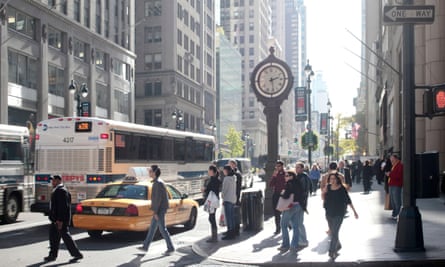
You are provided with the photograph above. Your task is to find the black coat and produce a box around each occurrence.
[49,184,72,223]
[205,175,221,199]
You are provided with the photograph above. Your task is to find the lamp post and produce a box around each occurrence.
[244,133,250,158]
[171,109,184,130]
[327,99,332,166]
[304,60,315,167]
[68,79,89,117]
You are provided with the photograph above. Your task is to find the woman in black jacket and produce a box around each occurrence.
[322,173,358,260]
[204,165,221,242]
[362,160,374,194]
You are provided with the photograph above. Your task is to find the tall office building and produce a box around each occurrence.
[270,0,307,161]
[219,0,271,165]
[134,0,216,135]
[0,0,136,125]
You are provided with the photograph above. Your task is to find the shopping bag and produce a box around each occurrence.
[384,193,392,210]
[219,208,226,227]
[276,193,294,212]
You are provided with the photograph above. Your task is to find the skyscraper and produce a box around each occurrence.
[220,0,271,164]
[134,0,216,134]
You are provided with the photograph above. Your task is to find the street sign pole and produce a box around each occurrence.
[394,0,424,252]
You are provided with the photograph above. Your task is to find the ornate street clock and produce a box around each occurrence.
[249,47,294,215]
[251,47,294,103]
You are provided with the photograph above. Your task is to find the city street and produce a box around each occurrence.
[2,176,445,267]
[0,177,265,267]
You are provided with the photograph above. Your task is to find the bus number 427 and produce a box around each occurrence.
[63,137,74,143]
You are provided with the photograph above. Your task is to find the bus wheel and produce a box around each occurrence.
[87,230,103,238]
[3,195,19,224]
[184,207,197,230]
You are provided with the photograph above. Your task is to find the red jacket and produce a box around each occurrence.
[388,162,403,187]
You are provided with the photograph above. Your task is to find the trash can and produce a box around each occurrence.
[415,152,440,198]
[241,190,264,231]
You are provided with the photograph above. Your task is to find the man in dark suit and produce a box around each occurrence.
[45,175,83,263]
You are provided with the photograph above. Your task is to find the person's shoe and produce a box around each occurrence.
[221,232,235,240]
[277,246,289,252]
[44,255,56,262]
[273,229,280,235]
[206,237,218,243]
[69,254,83,263]
[297,244,308,251]
[162,249,175,256]
[137,246,148,252]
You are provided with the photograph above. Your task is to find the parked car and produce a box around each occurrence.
[216,158,254,188]
[73,176,198,238]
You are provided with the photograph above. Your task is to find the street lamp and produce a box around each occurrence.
[327,99,332,166]
[304,60,315,166]
[171,109,183,130]
[68,79,88,117]
[244,133,250,158]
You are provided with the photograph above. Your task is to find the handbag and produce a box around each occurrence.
[384,193,392,210]
[204,191,219,214]
[276,193,294,212]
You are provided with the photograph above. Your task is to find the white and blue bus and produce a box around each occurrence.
[31,117,214,215]
[0,124,34,223]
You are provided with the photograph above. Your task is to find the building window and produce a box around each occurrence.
[112,58,124,77]
[145,0,162,16]
[206,14,212,30]
[96,82,109,109]
[206,53,212,68]
[249,97,255,107]
[114,89,129,115]
[249,111,255,119]
[249,35,254,43]
[105,0,110,37]
[206,72,212,87]
[144,81,162,96]
[96,0,102,34]
[73,39,86,61]
[84,0,90,28]
[177,29,182,45]
[184,35,189,50]
[48,26,62,50]
[184,84,189,100]
[190,87,195,103]
[8,50,38,89]
[204,91,214,122]
[144,53,162,70]
[145,26,162,43]
[176,81,183,96]
[196,67,201,83]
[183,10,189,26]
[249,47,254,56]
[48,64,65,97]
[177,3,182,19]
[7,7,36,39]
[95,50,106,69]
[144,109,162,126]
[196,91,201,105]
[206,34,212,49]
[73,0,80,22]
[177,55,182,71]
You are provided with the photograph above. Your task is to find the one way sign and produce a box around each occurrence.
[383,5,435,25]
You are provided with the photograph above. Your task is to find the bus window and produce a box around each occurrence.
[194,141,205,161]
[185,137,193,162]
[174,138,185,161]
[148,136,162,160]
[204,142,214,161]
[162,137,174,161]
[0,141,22,161]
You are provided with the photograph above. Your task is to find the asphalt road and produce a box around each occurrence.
[0,177,265,267]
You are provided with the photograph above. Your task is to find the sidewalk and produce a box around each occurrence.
[192,182,445,266]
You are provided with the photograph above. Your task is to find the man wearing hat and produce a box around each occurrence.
[45,175,83,263]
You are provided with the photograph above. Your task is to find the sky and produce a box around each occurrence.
[305,0,363,117]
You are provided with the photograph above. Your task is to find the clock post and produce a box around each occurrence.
[250,47,294,215]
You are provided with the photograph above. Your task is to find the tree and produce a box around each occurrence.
[335,114,359,159]
[301,131,319,151]
[223,126,244,157]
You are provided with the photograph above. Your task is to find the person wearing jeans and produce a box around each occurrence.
[387,154,403,219]
[322,173,358,260]
[278,169,304,253]
[140,165,175,254]
[221,165,237,240]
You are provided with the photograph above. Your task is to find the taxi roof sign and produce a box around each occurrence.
[122,176,139,183]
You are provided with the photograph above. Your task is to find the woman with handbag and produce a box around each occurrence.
[204,165,221,242]
[277,169,305,253]
[322,173,359,260]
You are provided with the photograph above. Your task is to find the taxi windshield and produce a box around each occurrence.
[96,184,148,200]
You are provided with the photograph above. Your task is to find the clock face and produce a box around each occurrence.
[255,63,289,97]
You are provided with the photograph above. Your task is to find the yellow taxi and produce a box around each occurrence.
[72,176,199,238]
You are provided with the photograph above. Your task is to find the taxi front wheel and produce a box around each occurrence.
[184,207,197,230]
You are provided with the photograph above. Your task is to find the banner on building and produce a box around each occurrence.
[320,113,328,135]
[295,87,307,122]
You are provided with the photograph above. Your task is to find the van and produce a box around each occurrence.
[216,158,254,188]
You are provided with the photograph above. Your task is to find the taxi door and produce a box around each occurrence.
[165,185,186,225]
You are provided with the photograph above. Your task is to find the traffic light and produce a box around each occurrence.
[433,87,445,113]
